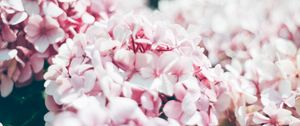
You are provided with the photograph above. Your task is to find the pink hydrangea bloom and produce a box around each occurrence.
[2,0,300,125]
[0,0,147,97]
[25,15,65,53]
[44,11,230,125]
[45,95,180,126]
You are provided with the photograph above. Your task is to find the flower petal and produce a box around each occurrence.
[34,36,50,53]
[163,100,182,119]
[9,12,28,25]
[276,59,296,78]
[2,24,17,42]
[273,37,297,56]
[30,55,44,73]
[17,63,32,83]
[0,75,14,97]
[7,0,24,11]
[0,49,17,61]
[252,112,269,124]
[47,28,65,44]
[43,2,63,17]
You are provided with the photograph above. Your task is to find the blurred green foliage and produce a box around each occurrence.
[0,81,47,126]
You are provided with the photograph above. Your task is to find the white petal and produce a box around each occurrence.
[273,37,297,56]
[128,73,152,89]
[58,0,77,2]
[7,0,24,11]
[113,24,131,42]
[297,51,300,69]
[9,12,28,25]
[23,0,40,15]
[276,59,296,78]
[0,75,14,97]
[82,13,95,24]
[278,80,292,98]
[83,70,96,92]
[252,112,269,124]
[0,49,17,61]
[43,2,63,17]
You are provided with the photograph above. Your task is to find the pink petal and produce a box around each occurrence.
[141,94,154,111]
[113,49,135,70]
[45,96,60,112]
[0,75,14,97]
[43,65,61,80]
[214,93,231,112]
[34,36,50,53]
[17,63,32,83]
[174,83,187,101]
[2,24,17,42]
[44,16,60,28]
[163,100,182,119]
[27,15,43,26]
[159,51,178,72]
[182,93,197,115]
[24,24,40,38]
[30,55,44,73]
[47,28,65,44]
[135,52,153,70]
[140,67,154,79]
[152,75,175,96]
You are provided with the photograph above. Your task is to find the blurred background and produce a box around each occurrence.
[0,0,160,126]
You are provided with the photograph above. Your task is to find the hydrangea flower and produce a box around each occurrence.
[2,0,300,125]
[25,15,65,53]
[0,0,147,97]
[44,11,231,125]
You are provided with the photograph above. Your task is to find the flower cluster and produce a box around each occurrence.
[0,0,146,97]
[2,0,300,126]
[43,11,231,125]
[160,0,300,125]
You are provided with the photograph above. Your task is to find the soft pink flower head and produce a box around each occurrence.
[43,11,230,125]
[25,15,65,53]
